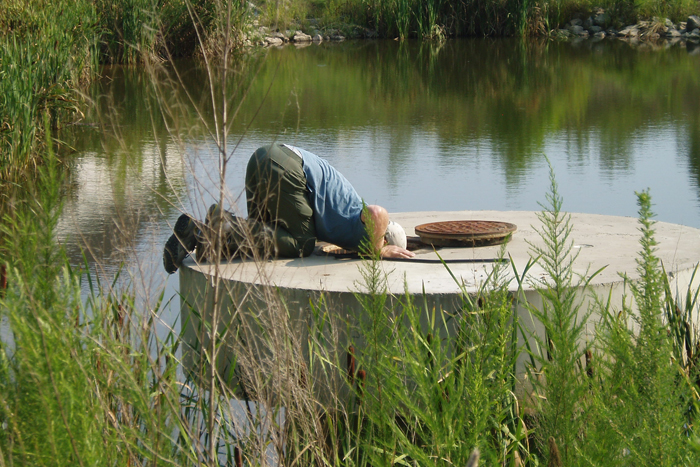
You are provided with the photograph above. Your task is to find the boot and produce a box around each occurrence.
[163,213,199,274]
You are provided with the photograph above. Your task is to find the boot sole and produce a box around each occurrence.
[163,214,195,274]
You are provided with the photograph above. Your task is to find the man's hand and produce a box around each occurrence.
[380,245,415,259]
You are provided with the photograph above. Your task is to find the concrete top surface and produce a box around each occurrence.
[181,211,700,295]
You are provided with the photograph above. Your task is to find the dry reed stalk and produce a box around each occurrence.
[347,345,356,385]
[548,436,562,467]
[466,448,480,467]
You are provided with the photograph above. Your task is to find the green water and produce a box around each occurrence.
[60,38,700,287]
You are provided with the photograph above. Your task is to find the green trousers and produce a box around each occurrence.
[245,143,317,258]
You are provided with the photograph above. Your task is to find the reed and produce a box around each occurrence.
[0,0,98,179]
[331,0,698,39]
[516,161,603,464]
[349,248,528,465]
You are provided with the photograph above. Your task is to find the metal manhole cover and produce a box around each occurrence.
[414,220,517,247]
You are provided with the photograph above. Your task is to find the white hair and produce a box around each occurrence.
[384,221,407,249]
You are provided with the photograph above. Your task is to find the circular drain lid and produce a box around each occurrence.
[414,220,517,247]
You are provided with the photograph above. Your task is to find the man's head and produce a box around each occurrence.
[384,221,407,249]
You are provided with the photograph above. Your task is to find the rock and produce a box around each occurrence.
[584,17,594,29]
[688,15,700,31]
[589,25,602,33]
[312,34,323,42]
[665,18,675,29]
[264,37,284,46]
[554,28,572,38]
[618,26,639,37]
[594,12,610,27]
[569,25,586,35]
[607,28,618,36]
[570,18,583,27]
[667,28,682,37]
[292,32,312,42]
[271,31,287,41]
[594,31,606,38]
[330,33,346,41]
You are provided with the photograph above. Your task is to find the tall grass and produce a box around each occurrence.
[0,0,249,181]
[583,190,690,466]
[345,245,528,465]
[519,162,603,463]
[0,0,98,179]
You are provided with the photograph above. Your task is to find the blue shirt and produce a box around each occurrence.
[286,146,368,250]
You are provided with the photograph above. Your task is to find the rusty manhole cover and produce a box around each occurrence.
[414,220,517,247]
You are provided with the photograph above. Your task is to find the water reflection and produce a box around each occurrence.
[60,38,700,284]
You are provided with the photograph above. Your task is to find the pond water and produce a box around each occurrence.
[58,37,700,318]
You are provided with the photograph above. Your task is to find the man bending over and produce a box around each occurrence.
[164,143,414,273]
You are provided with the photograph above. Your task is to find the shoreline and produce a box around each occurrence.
[240,13,700,50]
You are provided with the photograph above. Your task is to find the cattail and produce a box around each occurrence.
[548,437,562,467]
[117,304,125,328]
[585,349,594,379]
[0,263,6,297]
[234,446,243,467]
[347,345,356,385]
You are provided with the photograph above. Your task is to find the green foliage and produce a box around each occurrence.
[634,0,698,23]
[588,190,689,466]
[0,134,107,465]
[520,160,601,464]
